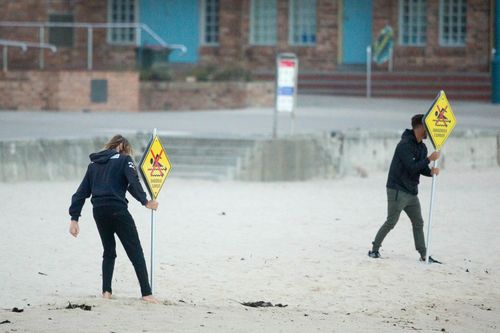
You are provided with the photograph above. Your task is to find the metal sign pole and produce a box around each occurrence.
[273,55,279,139]
[273,104,278,139]
[366,46,372,98]
[150,127,157,291]
[425,156,439,264]
[150,206,155,291]
[290,56,299,136]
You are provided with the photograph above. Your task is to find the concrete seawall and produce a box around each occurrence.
[0,130,498,182]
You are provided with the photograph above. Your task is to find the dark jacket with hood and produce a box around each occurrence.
[386,129,432,195]
[69,149,148,221]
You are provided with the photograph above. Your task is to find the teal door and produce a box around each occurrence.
[342,0,373,64]
[140,0,199,63]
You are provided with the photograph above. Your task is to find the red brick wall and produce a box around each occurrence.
[0,0,491,73]
[0,0,136,70]
[372,0,491,72]
[139,81,274,110]
[200,0,339,71]
[0,71,139,111]
[201,0,490,73]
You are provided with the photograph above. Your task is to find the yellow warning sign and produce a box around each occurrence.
[139,135,171,199]
[424,91,457,150]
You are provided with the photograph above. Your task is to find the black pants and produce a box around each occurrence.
[93,206,152,297]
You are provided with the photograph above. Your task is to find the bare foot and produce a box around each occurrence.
[142,295,160,304]
[102,292,112,299]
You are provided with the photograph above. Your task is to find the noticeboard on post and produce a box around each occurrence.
[276,53,298,113]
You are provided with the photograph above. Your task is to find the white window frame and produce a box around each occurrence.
[200,0,220,46]
[288,0,317,46]
[398,0,427,46]
[439,0,467,47]
[107,0,138,45]
[250,0,277,46]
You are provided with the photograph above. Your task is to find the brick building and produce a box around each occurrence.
[0,0,494,72]
[0,0,497,102]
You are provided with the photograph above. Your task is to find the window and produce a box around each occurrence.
[439,0,466,46]
[250,0,277,45]
[399,0,427,46]
[49,14,74,47]
[289,0,317,45]
[107,0,137,45]
[200,0,219,45]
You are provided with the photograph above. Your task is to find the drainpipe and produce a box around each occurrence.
[492,0,500,103]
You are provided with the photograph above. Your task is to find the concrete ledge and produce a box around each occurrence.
[0,130,498,182]
[331,129,500,177]
[239,135,337,181]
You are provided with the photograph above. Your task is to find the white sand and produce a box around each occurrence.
[0,169,499,332]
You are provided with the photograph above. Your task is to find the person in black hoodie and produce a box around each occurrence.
[68,135,159,303]
[368,114,441,263]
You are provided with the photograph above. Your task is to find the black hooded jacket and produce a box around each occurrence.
[69,149,148,221]
[386,129,432,195]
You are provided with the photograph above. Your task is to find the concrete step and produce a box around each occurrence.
[168,155,241,166]
[298,80,490,88]
[298,88,490,101]
[299,85,491,94]
[170,164,237,180]
[157,137,256,148]
[255,71,491,101]
[165,146,251,157]
[138,136,257,180]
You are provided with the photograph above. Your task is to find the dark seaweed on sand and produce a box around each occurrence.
[240,301,287,308]
[65,302,92,311]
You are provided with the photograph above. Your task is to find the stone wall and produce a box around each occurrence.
[0,70,139,111]
[139,81,274,110]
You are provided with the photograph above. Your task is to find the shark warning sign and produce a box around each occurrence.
[424,91,457,150]
[139,134,171,199]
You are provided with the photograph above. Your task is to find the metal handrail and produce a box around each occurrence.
[0,39,57,52]
[0,22,187,53]
[0,21,187,70]
[0,39,27,52]
[1,39,57,71]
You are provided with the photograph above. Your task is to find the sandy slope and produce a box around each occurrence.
[0,169,499,332]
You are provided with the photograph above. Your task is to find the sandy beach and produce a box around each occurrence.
[1,168,499,332]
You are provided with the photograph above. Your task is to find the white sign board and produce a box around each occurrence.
[276,55,298,113]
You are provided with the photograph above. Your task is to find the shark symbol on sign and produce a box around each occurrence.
[434,104,451,127]
[148,148,165,177]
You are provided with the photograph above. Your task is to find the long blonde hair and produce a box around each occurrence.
[104,135,133,155]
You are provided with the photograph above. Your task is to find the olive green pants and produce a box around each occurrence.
[372,188,426,257]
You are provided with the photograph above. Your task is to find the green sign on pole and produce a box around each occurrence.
[372,25,394,65]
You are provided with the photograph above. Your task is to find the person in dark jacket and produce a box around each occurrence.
[68,135,159,303]
[368,114,441,262]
